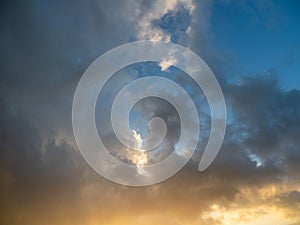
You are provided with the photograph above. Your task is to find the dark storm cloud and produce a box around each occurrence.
[0,98,88,225]
[0,0,142,189]
[226,72,300,176]
[0,0,139,223]
[0,0,139,136]
[190,71,300,197]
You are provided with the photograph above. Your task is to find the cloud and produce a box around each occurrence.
[0,0,300,225]
[226,72,300,177]
[136,0,195,42]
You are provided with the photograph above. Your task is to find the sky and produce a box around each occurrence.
[0,0,300,225]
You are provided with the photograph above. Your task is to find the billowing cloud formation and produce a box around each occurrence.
[0,0,299,225]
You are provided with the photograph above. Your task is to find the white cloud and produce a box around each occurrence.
[136,0,196,42]
[158,56,177,71]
